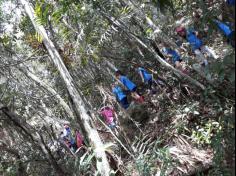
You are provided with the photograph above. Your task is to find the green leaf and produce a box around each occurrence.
[210,61,223,74]
[52,9,64,24]
[120,6,132,15]
[146,28,153,35]
[34,32,43,43]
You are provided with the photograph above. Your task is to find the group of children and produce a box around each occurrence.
[59,123,84,153]
[98,66,164,130]
[112,67,163,109]
[59,107,118,154]
[159,3,235,71]
[59,1,235,154]
[105,2,235,129]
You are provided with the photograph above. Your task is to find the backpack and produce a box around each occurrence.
[76,131,83,148]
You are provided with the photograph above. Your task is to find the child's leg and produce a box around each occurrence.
[175,61,182,69]
[148,79,158,95]
[200,45,219,59]
[194,49,208,66]
[131,91,145,103]
[175,61,186,73]
[131,92,141,100]
[148,80,153,90]
[156,78,165,86]
[120,97,129,109]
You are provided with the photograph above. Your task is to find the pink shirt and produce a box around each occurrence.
[100,108,114,125]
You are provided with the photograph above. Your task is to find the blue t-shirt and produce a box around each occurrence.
[214,20,233,37]
[162,48,181,63]
[112,86,126,101]
[186,29,203,51]
[119,76,137,91]
[138,67,152,82]
[227,0,235,5]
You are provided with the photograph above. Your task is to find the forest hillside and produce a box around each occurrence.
[0,0,235,175]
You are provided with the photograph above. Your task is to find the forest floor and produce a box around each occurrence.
[96,32,235,176]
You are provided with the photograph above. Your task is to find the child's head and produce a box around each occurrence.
[63,123,69,129]
[132,63,139,71]
[175,26,186,37]
[115,70,122,78]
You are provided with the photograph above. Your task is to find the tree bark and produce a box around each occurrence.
[18,67,75,119]
[0,143,27,176]
[19,0,111,175]
[0,103,65,176]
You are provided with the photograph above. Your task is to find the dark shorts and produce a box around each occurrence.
[130,86,137,92]
[71,143,78,152]
[147,79,154,89]
[119,97,129,109]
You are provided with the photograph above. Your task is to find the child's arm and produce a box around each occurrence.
[162,54,171,62]
[180,42,189,52]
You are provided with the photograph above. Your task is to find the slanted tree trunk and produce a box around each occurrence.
[0,103,65,176]
[127,33,206,90]
[121,0,179,49]
[18,67,75,119]
[19,0,111,175]
[101,13,206,90]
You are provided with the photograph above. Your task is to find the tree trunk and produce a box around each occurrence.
[19,0,111,175]
[128,33,206,90]
[18,67,75,119]
[101,12,206,90]
[0,104,65,176]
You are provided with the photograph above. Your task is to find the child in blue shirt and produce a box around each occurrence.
[112,84,129,109]
[136,66,165,94]
[214,20,235,48]
[161,45,182,68]
[176,26,218,66]
[137,67,155,92]
[115,70,144,103]
[160,43,190,73]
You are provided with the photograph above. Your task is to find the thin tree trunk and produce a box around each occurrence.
[19,0,111,175]
[18,67,75,119]
[0,104,65,176]
[128,33,206,90]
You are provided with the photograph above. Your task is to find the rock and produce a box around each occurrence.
[127,103,150,124]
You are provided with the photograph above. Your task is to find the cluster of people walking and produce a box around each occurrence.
[160,3,235,71]
[112,67,164,109]
[59,123,84,153]
[59,1,235,155]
